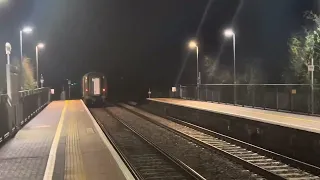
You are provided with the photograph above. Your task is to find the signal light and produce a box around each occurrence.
[85,89,88,92]
[103,88,106,92]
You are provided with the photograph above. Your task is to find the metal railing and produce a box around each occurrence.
[178,84,320,115]
[149,88,181,99]
[0,88,50,144]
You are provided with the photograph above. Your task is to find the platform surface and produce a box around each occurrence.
[149,98,320,134]
[0,100,133,180]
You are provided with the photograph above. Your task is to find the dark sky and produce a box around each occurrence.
[0,0,318,99]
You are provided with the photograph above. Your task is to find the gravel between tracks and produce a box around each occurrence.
[108,106,261,180]
[91,108,195,180]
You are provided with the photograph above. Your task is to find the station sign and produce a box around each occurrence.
[308,65,315,72]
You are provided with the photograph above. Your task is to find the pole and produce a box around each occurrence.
[40,74,44,88]
[20,31,23,90]
[69,84,71,99]
[36,46,39,88]
[196,46,199,100]
[7,54,9,64]
[233,34,236,105]
[311,58,314,114]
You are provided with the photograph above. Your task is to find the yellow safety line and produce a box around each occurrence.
[43,101,68,180]
[64,108,86,180]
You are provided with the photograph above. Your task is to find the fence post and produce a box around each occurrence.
[263,85,266,109]
[311,85,314,114]
[252,86,255,107]
[205,86,208,101]
[212,91,213,102]
[290,90,294,112]
[276,87,279,111]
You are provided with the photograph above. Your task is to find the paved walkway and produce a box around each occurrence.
[149,98,320,134]
[0,102,64,180]
[0,100,134,180]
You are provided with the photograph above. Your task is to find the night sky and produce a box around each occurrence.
[0,0,318,100]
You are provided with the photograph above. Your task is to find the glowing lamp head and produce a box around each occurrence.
[102,88,106,92]
[85,89,88,92]
[37,43,45,49]
[188,41,197,49]
[224,29,234,37]
[22,27,33,33]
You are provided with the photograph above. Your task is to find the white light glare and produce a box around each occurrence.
[37,43,45,49]
[188,41,197,49]
[224,29,234,37]
[22,27,33,33]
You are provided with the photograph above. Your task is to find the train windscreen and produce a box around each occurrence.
[92,77,101,95]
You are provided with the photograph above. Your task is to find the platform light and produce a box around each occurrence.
[223,28,236,105]
[37,43,45,49]
[188,41,197,49]
[22,27,33,33]
[224,29,234,38]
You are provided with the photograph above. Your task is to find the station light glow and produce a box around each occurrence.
[188,41,197,49]
[224,29,234,37]
[37,43,45,49]
[22,27,33,33]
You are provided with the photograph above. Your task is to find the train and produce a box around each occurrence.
[82,72,107,106]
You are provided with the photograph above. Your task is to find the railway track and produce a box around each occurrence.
[90,108,201,180]
[105,105,261,179]
[120,103,320,180]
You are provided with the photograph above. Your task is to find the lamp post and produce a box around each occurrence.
[66,79,71,99]
[224,28,236,104]
[188,40,200,100]
[20,26,33,90]
[36,43,45,88]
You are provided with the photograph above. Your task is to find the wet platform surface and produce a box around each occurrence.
[0,100,133,180]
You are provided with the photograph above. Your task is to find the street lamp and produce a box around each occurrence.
[36,43,45,88]
[224,28,236,104]
[188,40,200,100]
[20,26,33,90]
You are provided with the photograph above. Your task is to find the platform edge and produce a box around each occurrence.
[147,98,320,134]
[80,100,135,180]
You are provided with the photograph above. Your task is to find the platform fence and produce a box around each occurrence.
[0,88,50,144]
[176,84,320,115]
[149,88,181,99]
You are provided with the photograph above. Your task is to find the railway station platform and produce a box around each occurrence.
[143,98,320,168]
[149,98,320,133]
[0,100,134,180]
